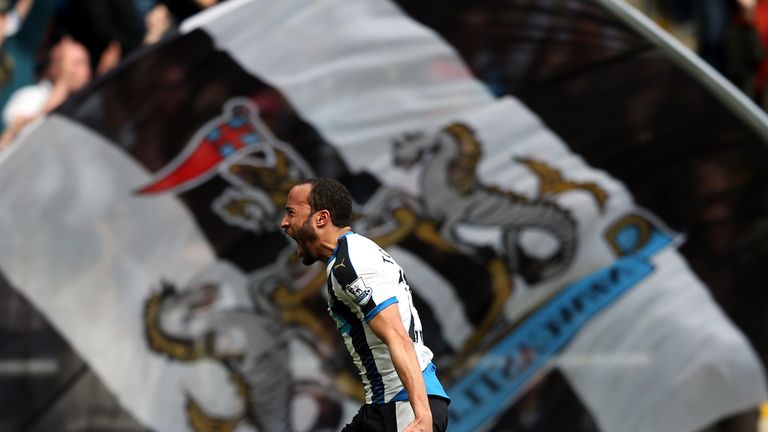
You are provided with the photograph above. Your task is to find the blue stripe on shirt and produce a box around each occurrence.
[364,296,398,322]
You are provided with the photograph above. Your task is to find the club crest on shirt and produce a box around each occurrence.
[345,277,372,305]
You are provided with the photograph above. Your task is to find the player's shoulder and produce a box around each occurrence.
[343,232,379,250]
[337,233,383,267]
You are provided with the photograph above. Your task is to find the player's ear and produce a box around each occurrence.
[316,209,331,227]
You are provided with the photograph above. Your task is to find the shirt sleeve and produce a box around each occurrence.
[3,85,48,127]
[332,246,399,322]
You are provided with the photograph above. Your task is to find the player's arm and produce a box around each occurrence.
[13,0,34,21]
[368,303,432,432]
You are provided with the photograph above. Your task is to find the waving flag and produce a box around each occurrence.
[1,0,766,431]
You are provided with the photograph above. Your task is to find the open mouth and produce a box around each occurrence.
[292,237,305,257]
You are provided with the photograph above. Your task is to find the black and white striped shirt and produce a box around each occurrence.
[326,232,447,404]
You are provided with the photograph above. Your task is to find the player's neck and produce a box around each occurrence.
[317,226,352,262]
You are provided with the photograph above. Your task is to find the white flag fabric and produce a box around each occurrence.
[0,0,766,431]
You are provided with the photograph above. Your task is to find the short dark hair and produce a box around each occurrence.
[300,178,353,227]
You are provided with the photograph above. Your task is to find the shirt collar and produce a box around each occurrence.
[327,231,354,265]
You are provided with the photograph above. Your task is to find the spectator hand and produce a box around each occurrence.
[737,0,757,21]
[97,41,121,76]
[0,115,36,149]
[144,4,172,46]
[195,0,218,9]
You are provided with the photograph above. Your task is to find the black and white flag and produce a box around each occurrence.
[0,0,765,431]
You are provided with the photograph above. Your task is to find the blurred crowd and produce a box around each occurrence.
[630,0,768,105]
[1,0,768,152]
[0,0,227,150]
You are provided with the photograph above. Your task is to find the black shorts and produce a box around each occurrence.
[341,396,449,432]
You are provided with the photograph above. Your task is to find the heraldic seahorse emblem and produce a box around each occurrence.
[393,123,607,284]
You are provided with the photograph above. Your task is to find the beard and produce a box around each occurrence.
[295,217,319,265]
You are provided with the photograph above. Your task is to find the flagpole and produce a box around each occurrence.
[595,0,768,143]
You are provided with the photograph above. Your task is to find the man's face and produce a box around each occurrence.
[280,184,319,265]
[50,40,92,92]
